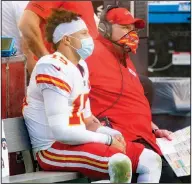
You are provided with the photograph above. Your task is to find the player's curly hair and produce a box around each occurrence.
[46,8,81,50]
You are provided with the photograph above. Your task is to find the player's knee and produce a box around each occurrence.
[108,153,132,183]
[109,153,132,166]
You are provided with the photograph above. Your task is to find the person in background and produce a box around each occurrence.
[23,9,132,183]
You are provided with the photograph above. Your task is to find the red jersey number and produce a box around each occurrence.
[69,94,88,126]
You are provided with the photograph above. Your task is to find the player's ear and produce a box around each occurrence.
[62,36,70,46]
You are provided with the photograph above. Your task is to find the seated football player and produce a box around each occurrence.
[22,9,132,183]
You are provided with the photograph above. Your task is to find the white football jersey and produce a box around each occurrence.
[23,52,91,154]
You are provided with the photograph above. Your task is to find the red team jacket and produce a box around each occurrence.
[86,35,162,155]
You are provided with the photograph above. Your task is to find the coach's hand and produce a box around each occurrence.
[154,129,173,141]
[111,137,126,154]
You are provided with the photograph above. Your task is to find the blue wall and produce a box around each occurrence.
[148,2,191,23]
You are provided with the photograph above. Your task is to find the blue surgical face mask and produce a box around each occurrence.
[69,36,94,60]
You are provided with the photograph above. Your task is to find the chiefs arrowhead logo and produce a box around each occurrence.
[52,64,61,71]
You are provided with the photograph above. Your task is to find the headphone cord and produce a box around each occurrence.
[96,52,124,118]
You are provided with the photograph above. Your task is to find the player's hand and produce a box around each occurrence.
[114,135,126,148]
[84,115,101,132]
[92,116,101,125]
[111,137,126,154]
[154,129,173,141]
[84,115,101,125]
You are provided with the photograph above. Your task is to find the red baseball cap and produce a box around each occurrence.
[106,7,145,29]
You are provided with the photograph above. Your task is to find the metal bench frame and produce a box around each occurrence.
[2,117,83,183]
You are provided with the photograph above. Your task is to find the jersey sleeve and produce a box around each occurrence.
[35,61,72,98]
[43,89,108,146]
[25,1,62,19]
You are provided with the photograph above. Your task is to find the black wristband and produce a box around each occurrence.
[109,135,113,146]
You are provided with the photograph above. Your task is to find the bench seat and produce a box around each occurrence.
[2,171,81,183]
[2,117,84,183]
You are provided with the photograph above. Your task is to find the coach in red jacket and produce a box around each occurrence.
[86,7,180,183]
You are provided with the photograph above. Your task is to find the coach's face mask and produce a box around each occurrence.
[69,36,94,60]
[117,31,139,54]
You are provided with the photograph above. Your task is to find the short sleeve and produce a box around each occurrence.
[35,62,72,98]
[25,1,62,19]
